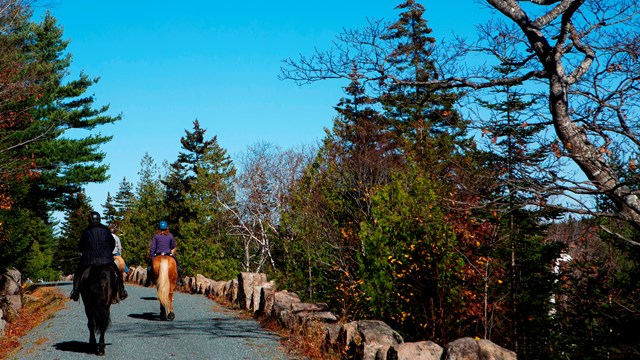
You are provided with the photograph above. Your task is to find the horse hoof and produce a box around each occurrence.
[168,312,175,321]
[97,345,105,356]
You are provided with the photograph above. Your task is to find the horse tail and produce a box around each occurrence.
[157,258,170,308]
[88,266,113,333]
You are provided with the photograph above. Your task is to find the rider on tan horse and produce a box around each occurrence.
[152,253,178,320]
[109,224,128,278]
[146,221,184,286]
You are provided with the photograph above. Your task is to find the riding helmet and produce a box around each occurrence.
[89,211,101,223]
[159,221,168,230]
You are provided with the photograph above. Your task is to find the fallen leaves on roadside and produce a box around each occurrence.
[0,286,66,360]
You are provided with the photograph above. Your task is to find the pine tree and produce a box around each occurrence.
[163,159,189,234]
[119,153,167,266]
[476,63,563,356]
[280,66,399,312]
[177,125,239,279]
[359,0,475,341]
[0,3,42,201]
[163,119,215,234]
[552,218,640,359]
[25,240,58,281]
[177,119,211,176]
[380,0,470,184]
[359,168,467,342]
[103,177,134,230]
[280,4,478,338]
[0,203,57,279]
[55,191,92,275]
[0,6,119,274]
[102,193,117,226]
[19,12,120,212]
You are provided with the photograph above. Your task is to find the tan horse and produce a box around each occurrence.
[113,255,127,280]
[152,255,178,321]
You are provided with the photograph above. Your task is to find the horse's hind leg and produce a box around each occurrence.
[97,330,105,356]
[88,320,100,355]
[160,304,167,320]
[86,315,96,346]
[95,304,109,355]
[167,291,175,321]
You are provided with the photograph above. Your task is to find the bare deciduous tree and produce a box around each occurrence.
[220,142,314,272]
[281,0,640,243]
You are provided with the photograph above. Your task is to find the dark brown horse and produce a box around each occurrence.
[80,264,118,355]
[152,255,177,321]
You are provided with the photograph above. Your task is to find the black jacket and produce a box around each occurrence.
[79,223,115,267]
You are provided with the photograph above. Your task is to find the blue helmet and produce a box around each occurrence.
[159,221,168,230]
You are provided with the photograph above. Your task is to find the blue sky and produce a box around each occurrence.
[39,1,488,213]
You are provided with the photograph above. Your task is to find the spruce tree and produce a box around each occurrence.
[477,63,563,356]
[55,191,92,275]
[360,0,476,341]
[103,177,134,230]
[163,159,189,234]
[102,193,117,227]
[177,124,239,279]
[281,3,480,340]
[120,153,167,266]
[163,119,214,234]
[380,0,470,185]
[281,66,399,312]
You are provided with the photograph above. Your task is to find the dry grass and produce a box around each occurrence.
[207,293,342,359]
[260,316,342,360]
[0,286,66,360]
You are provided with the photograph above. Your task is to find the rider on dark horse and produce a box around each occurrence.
[70,211,128,302]
[146,221,185,286]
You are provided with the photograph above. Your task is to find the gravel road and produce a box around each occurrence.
[11,282,292,360]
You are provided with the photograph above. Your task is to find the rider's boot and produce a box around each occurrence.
[119,281,128,300]
[69,270,80,301]
[177,266,185,287]
[69,286,80,301]
[144,265,153,287]
[108,263,127,303]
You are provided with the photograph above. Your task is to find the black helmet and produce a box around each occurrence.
[89,211,101,223]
